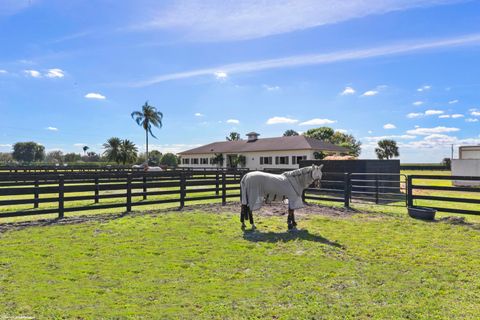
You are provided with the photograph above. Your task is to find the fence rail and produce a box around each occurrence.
[1,169,479,220]
[0,170,243,219]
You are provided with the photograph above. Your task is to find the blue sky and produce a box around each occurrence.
[1,0,480,162]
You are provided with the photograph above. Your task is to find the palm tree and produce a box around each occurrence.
[118,140,138,165]
[375,139,399,160]
[131,102,163,161]
[82,145,89,155]
[103,137,122,164]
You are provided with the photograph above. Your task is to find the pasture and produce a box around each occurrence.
[1,203,480,319]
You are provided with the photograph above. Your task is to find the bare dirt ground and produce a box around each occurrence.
[0,202,355,233]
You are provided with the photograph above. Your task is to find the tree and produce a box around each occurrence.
[82,146,89,155]
[12,142,45,163]
[283,129,299,136]
[226,132,241,141]
[313,151,326,160]
[304,127,361,157]
[118,140,138,165]
[46,150,64,164]
[304,127,335,141]
[442,157,452,169]
[64,153,81,163]
[212,153,224,166]
[0,152,13,164]
[131,101,163,161]
[160,153,178,167]
[83,152,100,162]
[375,139,399,160]
[103,137,122,164]
[149,150,163,165]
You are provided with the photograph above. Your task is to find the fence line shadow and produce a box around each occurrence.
[242,229,344,248]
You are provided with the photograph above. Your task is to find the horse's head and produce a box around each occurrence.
[311,164,323,188]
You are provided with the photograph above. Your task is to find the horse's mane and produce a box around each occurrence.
[282,167,313,196]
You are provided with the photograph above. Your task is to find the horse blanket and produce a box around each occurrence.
[240,167,313,211]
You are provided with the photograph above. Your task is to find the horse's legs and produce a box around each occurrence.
[240,205,247,229]
[287,209,297,230]
[248,207,256,230]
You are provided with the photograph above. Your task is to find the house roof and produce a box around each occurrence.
[178,135,350,155]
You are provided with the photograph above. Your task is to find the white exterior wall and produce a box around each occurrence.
[452,159,480,186]
[179,149,330,170]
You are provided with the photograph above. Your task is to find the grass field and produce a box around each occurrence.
[1,206,480,319]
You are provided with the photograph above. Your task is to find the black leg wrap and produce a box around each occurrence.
[248,208,254,225]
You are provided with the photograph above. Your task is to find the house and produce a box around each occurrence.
[178,132,349,170]
[452,145,480,186]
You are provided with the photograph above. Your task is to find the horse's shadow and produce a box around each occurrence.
[242,229,344,248]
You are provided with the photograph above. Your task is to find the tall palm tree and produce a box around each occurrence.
[103,137,122,164]
[131,102,163,161]
[82,145,89,155]
[118,140,138,165]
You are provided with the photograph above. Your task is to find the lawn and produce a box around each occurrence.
[1,205,480,319]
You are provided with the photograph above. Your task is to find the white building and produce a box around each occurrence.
[452,145,480,186]
[178,132,349,170]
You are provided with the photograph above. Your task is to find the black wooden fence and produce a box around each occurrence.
[0,170,479,220]
[0,170,244,219]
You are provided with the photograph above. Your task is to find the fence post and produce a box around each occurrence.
[215,172,220,196]
[58,175,64,219]
[375,174,379,204]
[143,174,147,200]
[221,172,226,206]
[407,175,413,207]
[34,178,39,209]
[94,177,99,204]
[126,174,132,212]
[179,172,186,209]
[344,173,351,208]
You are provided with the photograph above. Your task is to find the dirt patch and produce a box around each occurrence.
[0,202,356,234]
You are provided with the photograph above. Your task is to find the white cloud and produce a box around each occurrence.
[125,33,480,87]
[439,115,450,118]
[266,116,299,125]
[0,144,12,148]
[368,130,373,134]
[406,126,460,135]
[194,112,204,117]
[336,129,348,134]
[299,118,336,126]
[341,86,355,95]
[383,123,396,129]
[424,109,444,116]
[412,101,424,106]
[466,118,479,123]
[226,119,239,124]
[73,143,87,147]
[448,99,459,104]
[364,135,417,142]
[407,112,423,118]
[46,127,58,131]
[362,90,378,97]
[149,143,203,154]
[24,69,41,78]
[214,71,228,80]
[85,92,106,100]
[45,68,65,78]
[136,0,459,42]
[0,69,7,74]
[417,85,431,92]
[471,111,480,116]
[263,84,280,91]
[451,114,464,118]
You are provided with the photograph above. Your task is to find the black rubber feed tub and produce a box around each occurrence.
[408,207,437,221]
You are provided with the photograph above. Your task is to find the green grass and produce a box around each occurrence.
[1,208,480,319]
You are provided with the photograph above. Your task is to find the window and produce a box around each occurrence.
[182,158,190,165]
[192,158,199,165]
[200,158,209,165]
[275,156,289,165]
[292,155,307,165]
[260,156,272,165]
